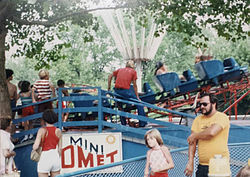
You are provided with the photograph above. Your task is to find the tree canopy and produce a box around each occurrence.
[0,0,124,118]
[137,0,249,44]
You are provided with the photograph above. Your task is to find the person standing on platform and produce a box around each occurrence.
[184,93,230,177]
[108,60,147,127]
[19,81,35,142]
[32,69,56,113]
[56,79,69,123]
[6,69,18,119]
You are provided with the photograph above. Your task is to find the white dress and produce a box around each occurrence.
[0,129,15,174]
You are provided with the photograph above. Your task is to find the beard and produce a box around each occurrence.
[202,104,213,116]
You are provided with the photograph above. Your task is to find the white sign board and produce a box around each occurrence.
[61,132,123,174]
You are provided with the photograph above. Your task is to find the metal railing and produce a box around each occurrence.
[13,86,250,136]
[57,143,250,177]
[56,87,195,147]
[12,97,58,138]
[12,86,194,146]
[13,86,250,146]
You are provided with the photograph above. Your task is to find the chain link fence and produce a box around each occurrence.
[58,143,250,177]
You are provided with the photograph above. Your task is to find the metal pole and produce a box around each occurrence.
[58,88,63,130]
[97,87,103,133]
[224,90,249,116]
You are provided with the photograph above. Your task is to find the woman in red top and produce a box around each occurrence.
[33,109,62,177]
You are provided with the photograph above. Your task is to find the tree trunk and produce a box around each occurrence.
[0,22,12,120]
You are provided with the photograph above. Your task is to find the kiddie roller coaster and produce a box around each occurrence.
[11,57,250,177]
[52,57,250,128]
[136,57,250,122]
[12,57,249,132]
[13,57,249,130]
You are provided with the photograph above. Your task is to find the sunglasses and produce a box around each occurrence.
[200,102,210,107]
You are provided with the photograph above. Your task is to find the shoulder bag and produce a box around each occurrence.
[30,128,47,162]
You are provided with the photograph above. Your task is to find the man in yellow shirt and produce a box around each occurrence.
[184,93,230,177]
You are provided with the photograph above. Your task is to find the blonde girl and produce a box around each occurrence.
[144,129,174,177]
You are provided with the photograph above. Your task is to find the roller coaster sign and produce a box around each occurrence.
[61,132,123,174]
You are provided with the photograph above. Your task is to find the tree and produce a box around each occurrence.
[139,0,249,43]
[0,0,126,119]
[191,28,249,66]
[50,19,121,88]
[5,18,123,88]
[142,32,197,91]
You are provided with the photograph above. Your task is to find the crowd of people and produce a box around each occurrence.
[4,69,57,141]
[3,58,208,131]
[1,68,63,176]
[1,60,249,176]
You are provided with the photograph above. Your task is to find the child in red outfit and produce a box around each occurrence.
[20,81,34,118]
[19,81,34,142]
[144,129,174,177]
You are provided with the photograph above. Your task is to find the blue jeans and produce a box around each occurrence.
[11,99,16,119]
[11,99,16,110]
[196,164,208,177]
[114,88,147,127]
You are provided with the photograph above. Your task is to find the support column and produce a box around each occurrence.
[135,59,142,92]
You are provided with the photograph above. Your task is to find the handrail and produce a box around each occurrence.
[13,86,250,140]
[104,91,196,119]
[12,97,58,111]
[56,143,250,177]
[102,107,190,131]
[56,87,196,131]
[56,146,189,177]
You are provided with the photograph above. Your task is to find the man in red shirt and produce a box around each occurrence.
[108,60,147,127]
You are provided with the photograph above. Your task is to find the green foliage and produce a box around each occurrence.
[192,29,250,67]
[237,93,250,116]
[142,32,197,91]
[7,18,122,88]
[4,0,249,71]
[5,0,100,70]
[5,57,39,85]
[133,0,249,44]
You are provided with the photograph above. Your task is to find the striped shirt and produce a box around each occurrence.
[20,96,33,105]
[33,80,52,100]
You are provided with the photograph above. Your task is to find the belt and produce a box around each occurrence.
[115,88,126,90]
[38,98,51,101]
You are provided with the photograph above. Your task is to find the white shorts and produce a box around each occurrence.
[37,149,61,173]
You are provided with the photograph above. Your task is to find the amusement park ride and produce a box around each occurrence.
[96,9,249,124]
[12,57,249,131]
[136,57,250,123]
[64,57,249,127]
